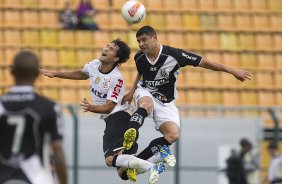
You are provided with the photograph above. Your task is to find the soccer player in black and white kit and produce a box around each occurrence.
[0,51,68,184]
[40,39,165,184]
[122,26,252,168]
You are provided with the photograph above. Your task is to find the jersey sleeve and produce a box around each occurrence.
[82,62,91,76]
[82,59,100,76]
[106,76,125,104]
[168,47,202,67]
[48,103,64,142]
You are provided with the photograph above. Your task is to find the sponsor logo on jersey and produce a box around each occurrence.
[144,78,169,87]
[182,52,198,60]
[151,146,159,155]
[160,69,169,78]
[152,92,168,102]
[150,67,157,71]
[91,88,107,98]
[95,76,100,84]
[111,79,123,100]
[102,78,110,89]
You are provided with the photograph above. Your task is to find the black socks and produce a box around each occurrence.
[129,108,148,139]
[137,137,171,160]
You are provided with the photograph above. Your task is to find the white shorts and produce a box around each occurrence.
[134,87,180,130]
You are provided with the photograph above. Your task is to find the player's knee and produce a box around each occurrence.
[165,132,179,144]
[139,101,153,114]
[105,156,113,167]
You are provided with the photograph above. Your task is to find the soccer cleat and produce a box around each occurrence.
[127,168,137,182]
[149,162,166,184]
[159,145,176,167]
[123,128,137,150]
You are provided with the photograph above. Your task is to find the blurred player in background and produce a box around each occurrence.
[263,142,282,184]
[0,51,67,184]
[239,138,260,184]
[122,26,252,170]
[41,39,165,184]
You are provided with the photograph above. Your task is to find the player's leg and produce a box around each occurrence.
[137,102,179,167]
[123,88,154,150]
[106,154,165,184]
[136,135,177,167]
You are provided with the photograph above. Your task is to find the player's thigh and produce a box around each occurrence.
[134,87,154,115]
[103,111,131,157]
[153,101,180,131]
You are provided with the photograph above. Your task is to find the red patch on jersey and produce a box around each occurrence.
[111,79,123,100]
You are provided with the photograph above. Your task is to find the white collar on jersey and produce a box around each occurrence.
[11,86,34,93]
[145,44,163,65]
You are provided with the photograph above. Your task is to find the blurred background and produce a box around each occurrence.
[0,0,281,183]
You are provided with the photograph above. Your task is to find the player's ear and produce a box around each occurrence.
[11,68,16,76]
[114,57,119,62]
[153,34,157,40]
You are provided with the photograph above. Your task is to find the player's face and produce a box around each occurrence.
[137,34,158,54]
[99,43,119,64]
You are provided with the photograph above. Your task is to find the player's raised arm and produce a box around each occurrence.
[122,73,141,104]
[40,69,89,80]
[199,59,252,82]
[51,141,68,184]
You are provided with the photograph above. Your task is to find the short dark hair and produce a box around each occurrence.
[112,39,131,66]
[11,50,40,81]
[136,26,157,37]
[240,138,252,147]
[268,141,278,150]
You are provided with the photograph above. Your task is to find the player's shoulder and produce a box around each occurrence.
[134,50,145,62]
[85,59,100,67]
[162,45,182,55]
[34,93,58,109]
[111,67,124,79]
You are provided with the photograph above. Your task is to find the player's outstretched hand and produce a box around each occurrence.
[80,98,91,112]
[121,93,134,105]
[233,69,252,82]
[40,69,55,78]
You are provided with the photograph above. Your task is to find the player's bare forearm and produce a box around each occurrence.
[129,73,142,94]
[199,59,233,73]
[121,73,141,104]
[80,98,116,114]
[52,142,68,184]
[41,69,88,80]
[199,59,252,82]
[86,104,115,114]
[54,69,89,80]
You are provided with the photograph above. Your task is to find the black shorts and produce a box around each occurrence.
[0,163,31,184]
[103,111,138,158]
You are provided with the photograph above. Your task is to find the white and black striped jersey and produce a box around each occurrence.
[0,86,63,169]
[135,45,202,103]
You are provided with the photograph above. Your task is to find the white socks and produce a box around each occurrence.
[115,154,154,171]
[147,153,163,164]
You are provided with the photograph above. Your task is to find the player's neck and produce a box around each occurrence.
[99,63,115,74]
[147,44,161,61]
[15,80,34,86]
